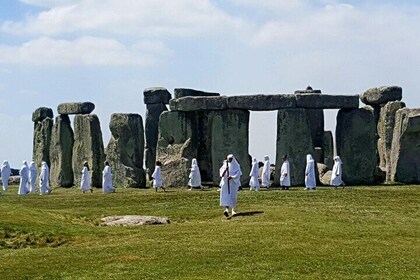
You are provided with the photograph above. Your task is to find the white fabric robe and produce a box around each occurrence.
[305,155,316,189]
[331,156,344,186]
[18,162,29,195]
[29,162,38,193]
[80,166,91,191]
[39,162,51,195]
[220,155,242,208]
[249,158,260,190]
[102,165,115,193]
[280,159,291,187]
[261,156,270,187]
[188,159,201,187]
[1,161,11,191]
[152,166,163,188]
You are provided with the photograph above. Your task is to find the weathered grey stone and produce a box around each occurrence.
[143,87,172,104]
[33,117,53,171]
[360,86,402,105]
[323,131,334,169]
[306,109,324,149]
[169,96,228,111]
[211,110,250,186]
[145,103,168,178]
[101,215,170,226]
[336,107,377,185]
[274,108,315,186]
[32,107,53,122]
[390,108,420,183]
[377,101,406,181]
[317,163,330,185]
[174,88,220,99]
[195,111,215,182]
[320,170,332,186]
[50,114,74,187]
[72,114,105,188]
[294,89,322,94]
[227,94,296,110]
[156,111,197,187]
[314,147,323,164]
[57,102,95,115]
[295,94,359,109]
[106,113,146,188]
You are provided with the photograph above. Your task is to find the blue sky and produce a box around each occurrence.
[1,0,420,168]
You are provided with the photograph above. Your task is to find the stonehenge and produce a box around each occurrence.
[32,85,420,188]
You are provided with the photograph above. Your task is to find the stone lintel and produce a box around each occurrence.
[57,102,95,115]
[295,94,360,109]
[143,87,172,104]
[227,94,296,110]
[174,88,220,99]
[169,96,228,111]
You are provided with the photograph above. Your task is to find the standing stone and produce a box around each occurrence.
[50,114,74,187]
[211,110,250,186]
[32,107,54,171]
[336,107,377,185]
[145,103,168,178]
[274,108,315,186]
[143,87,172,104]
[156,111,197,187]
[106,114,146,188]
[323,131,334,170]
[195,111,214,182]
[390,108,420,183]
[377,101,406,181]
[72,114,105,188]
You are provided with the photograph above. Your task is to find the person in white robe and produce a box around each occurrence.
[331,156,345,188]
[18,161,29,195]
[220,154,242,217]
[102,161,115,193]
[152,161,166,192]
[280,155,291,190]
[28,161,38,193]
[39,161,51,195]
[188,158,203,190]
[80,161,92,193]
[249,157,260,191]
[1,160,11,191]
[261,155,271,189]
[304,154,316,190]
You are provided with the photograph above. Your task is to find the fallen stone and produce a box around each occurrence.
[174,88,220,99]
[336,107,377,185]
[32,107,53,122]
[360,86,402,105]
[106,113,146,188]
[143,87,172,104]
[390,108,420,183]
[320,170,332,186]
[295,94,359,109]
[169,96,228,111]
[101,215,170,226]
[57,102,95,115]
[227,94,296,110]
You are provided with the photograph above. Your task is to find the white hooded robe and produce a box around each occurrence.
[1,160,11,191]
[80,166,91,191]
[331,156,344,186]
[305,154,316,189]
[188,158,201,188]
[220,155,242,208]
[29,161,38,193]
[39,162,51,195]
[152,166,163,188]
[18,161,29,195]
[102,165,115,193]
[280,159,291,187]
[249,158,260,190]
[261,155,270,187]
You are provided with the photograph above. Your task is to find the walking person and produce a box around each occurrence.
[102,161,115,193]
[1,160,11,191]
[249,157,260,191]
[39,161,51,195]
[152,161,166,192]
[304,154,316,190]
[81,161,93,193]
[18,161,29,195]
[331,156,345,188]
[28,161,38,193]
[188,158,203,190]
[280,155,291,190]
[220,154,242,217]
[261,155,270,189]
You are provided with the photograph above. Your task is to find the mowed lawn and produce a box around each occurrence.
[1,185,419,280]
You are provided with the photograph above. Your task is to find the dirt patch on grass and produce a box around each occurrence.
[0,227,69,249]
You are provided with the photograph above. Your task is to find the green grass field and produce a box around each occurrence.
[1,185,419,279]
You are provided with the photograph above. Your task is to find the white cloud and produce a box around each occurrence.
[19,0,81,8]
[0,36,169,66]
[228,0,308,11]
[4,0,246,37]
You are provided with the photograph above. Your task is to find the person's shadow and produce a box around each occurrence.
[227,211,264,219]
